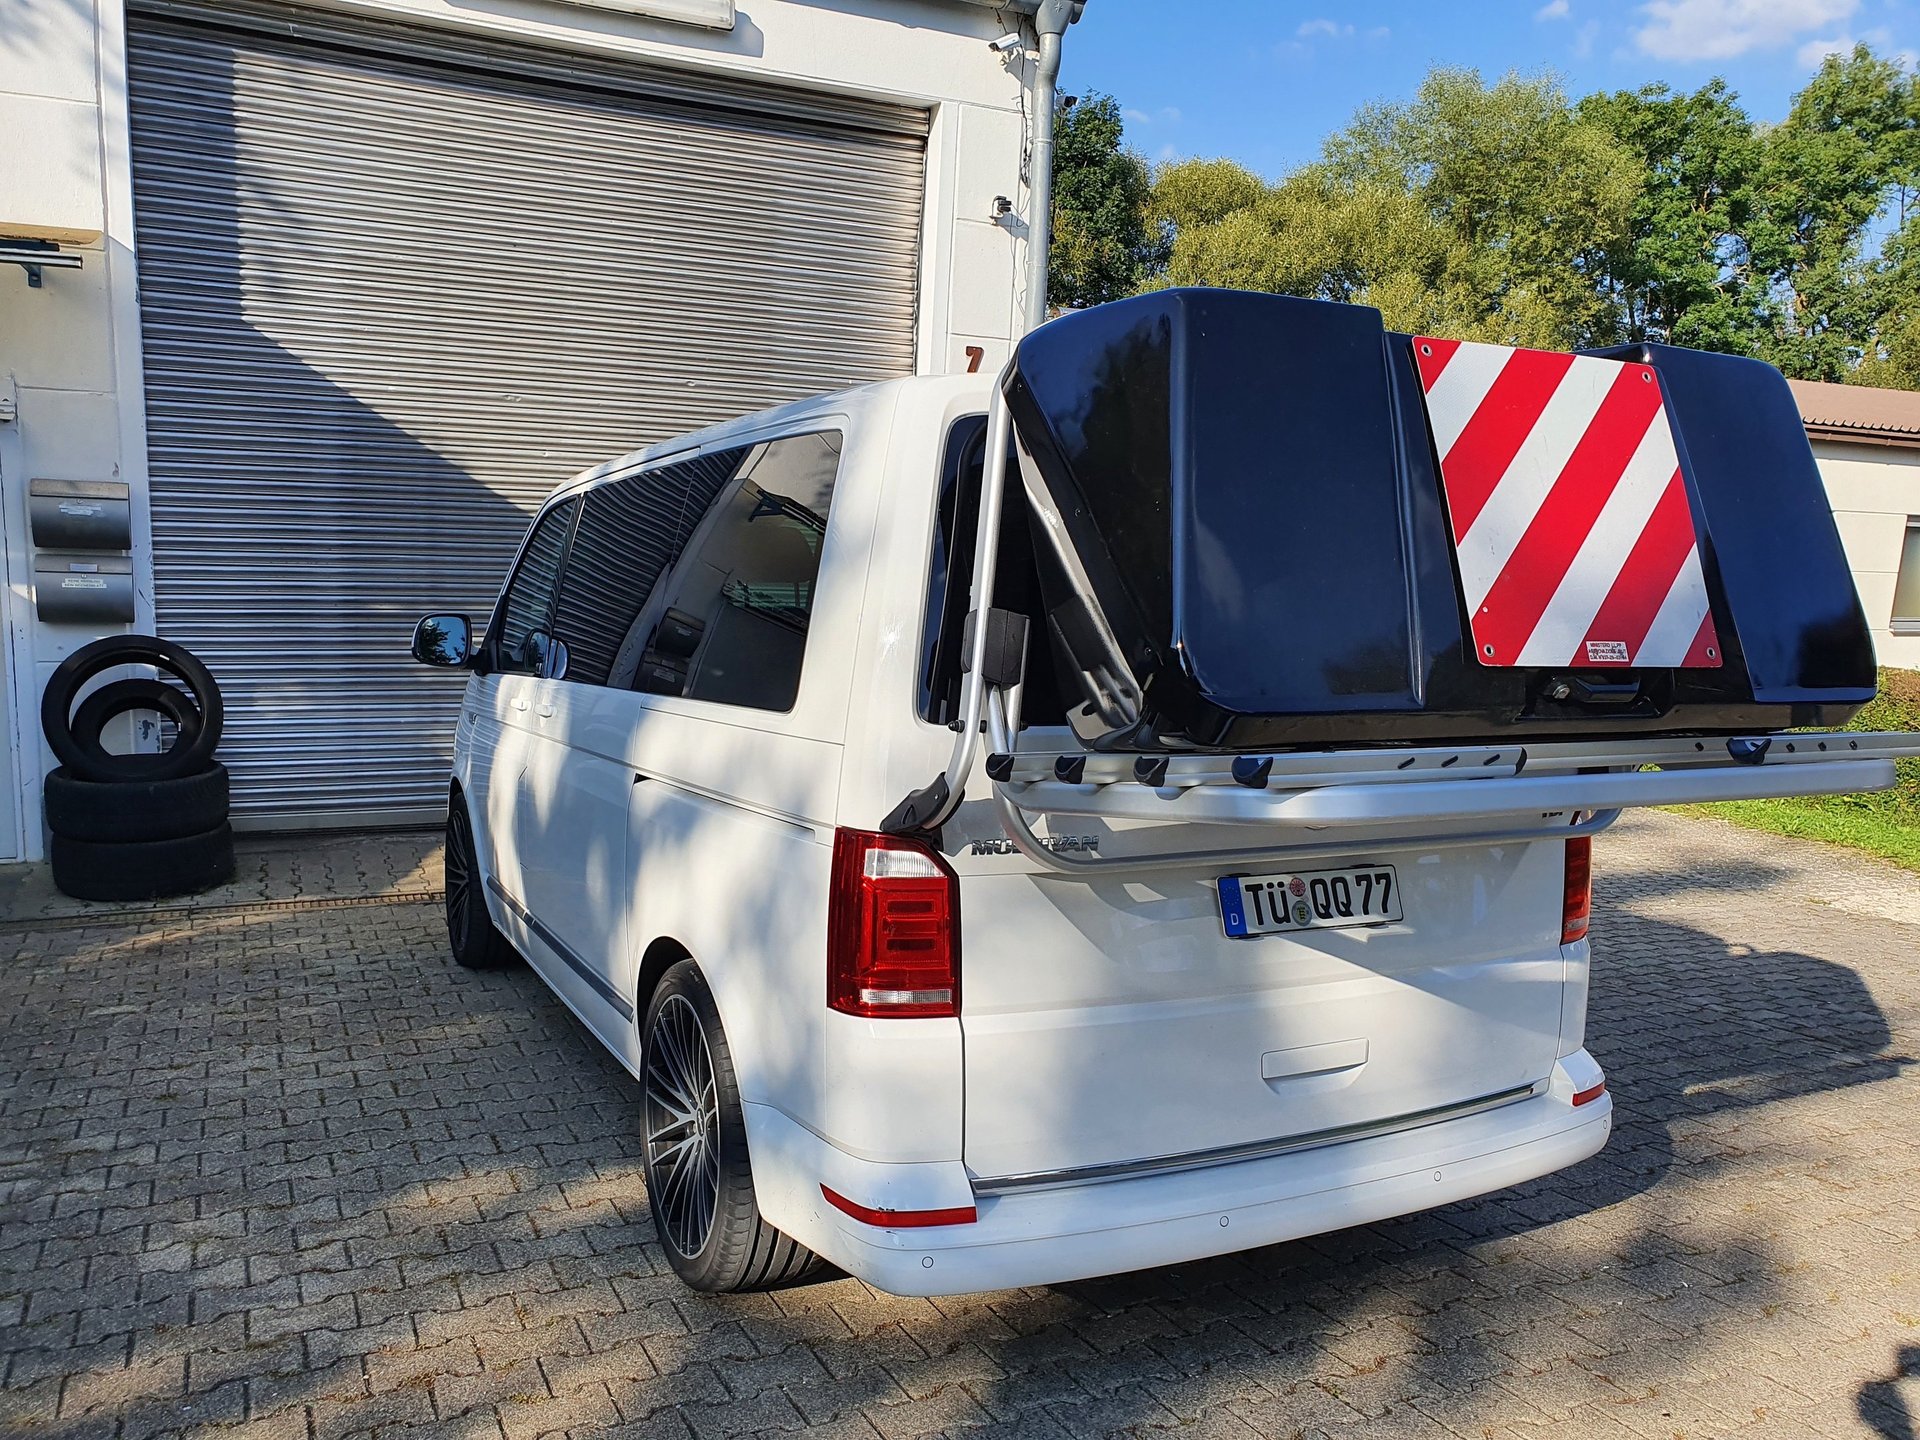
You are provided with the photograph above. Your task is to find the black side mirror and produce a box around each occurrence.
[411,613,474,668]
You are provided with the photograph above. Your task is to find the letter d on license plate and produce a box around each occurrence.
[1218,864,1402,938]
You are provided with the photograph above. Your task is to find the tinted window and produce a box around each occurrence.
[493,499,578,675]
[634,432,843,712]
[550,452,742,688]
[919,421,1069,727]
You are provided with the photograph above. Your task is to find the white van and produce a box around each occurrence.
[411,290,1915,1296]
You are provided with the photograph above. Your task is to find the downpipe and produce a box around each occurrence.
[1023,0,1080,335]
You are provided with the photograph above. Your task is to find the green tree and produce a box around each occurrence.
[1577,80,1764,353]
[1149,71,1637,350]
[1751,45,1920,380]
[1048,93,1157,309]
[1122,47,1920,387]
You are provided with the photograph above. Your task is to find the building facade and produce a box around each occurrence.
[1791,379,1920,673]
[0,0,1044,855]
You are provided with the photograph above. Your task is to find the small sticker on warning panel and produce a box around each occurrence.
[1584,639,1630,663]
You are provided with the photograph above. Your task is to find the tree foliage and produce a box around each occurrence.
[1068,48,1920,387]
[1047,93,1157,309]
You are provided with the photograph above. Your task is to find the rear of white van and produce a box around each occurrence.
[741,379,1613,1296]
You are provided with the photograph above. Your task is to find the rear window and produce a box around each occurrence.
[919,418,1070,728]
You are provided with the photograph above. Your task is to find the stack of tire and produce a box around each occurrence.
[41,635,235,902]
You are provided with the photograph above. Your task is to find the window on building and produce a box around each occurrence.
[1895,518,1920,635]
[491,498,578,675]
[628,432,843,713]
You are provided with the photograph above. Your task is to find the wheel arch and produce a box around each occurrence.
[633,935,694,1033]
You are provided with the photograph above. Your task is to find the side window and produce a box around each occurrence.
[634,432,843,713]
[549,451,743,688]
[919,419,1069,727]
[492,499,578,676]
[919,418,987,724]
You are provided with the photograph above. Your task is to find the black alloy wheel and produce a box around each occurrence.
[445,799,513,970]
[644,990,723,1260]
[639,961,823,1292]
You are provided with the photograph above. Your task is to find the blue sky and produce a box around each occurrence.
[1058,0,1920,180]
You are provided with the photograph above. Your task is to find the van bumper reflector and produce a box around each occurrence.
[820,1185,977,1228]
[1572,1082,1608,1107]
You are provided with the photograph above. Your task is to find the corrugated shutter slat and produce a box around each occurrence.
[125,1,926,824]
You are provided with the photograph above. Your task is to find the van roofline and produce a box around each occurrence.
[539,372,992,502]
[632,372,993,466]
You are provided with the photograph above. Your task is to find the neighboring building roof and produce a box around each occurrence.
[1790,377,1920,450]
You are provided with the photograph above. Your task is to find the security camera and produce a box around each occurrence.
[988,32,1025,53]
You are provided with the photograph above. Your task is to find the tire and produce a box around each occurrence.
[69,679,205,781]
[44,764,230,844]
[445,797,514,970]
[49,824,236,903]
[42,635,223,784]
[641,960,824,1292]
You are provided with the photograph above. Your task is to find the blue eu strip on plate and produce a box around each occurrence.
[1217,875,1248,938]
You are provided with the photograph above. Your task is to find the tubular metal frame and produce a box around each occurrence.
[919,379,1920,876]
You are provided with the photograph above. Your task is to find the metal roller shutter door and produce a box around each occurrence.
[124,0,927,825]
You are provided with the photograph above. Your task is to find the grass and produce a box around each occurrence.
[1692,667,1920,870]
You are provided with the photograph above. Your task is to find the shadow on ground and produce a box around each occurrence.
[0,866,1912,1437]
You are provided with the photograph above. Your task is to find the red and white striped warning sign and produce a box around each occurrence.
[1414,336,1721,670]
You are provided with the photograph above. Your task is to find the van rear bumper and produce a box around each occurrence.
[745,1052,1612,1297]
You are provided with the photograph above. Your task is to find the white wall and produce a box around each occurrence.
[1812,438,1920,673]
[0,0,1039,856]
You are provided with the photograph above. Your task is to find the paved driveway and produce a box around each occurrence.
[2,812,1917,1440]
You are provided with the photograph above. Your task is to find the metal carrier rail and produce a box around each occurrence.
[893,367,1920,875]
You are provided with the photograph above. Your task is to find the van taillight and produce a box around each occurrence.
[828,829,959,1019]
[1562,836,1593,945]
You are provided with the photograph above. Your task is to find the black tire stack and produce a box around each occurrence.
[42,635,236,902]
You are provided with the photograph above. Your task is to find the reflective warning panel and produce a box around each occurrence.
[1413,336,1722,670]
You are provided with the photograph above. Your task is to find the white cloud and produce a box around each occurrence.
[1798,33,1854,66]
[1122,105,1182,128]
[1573,18,1600,57]
[1123,107,1151,124]
[1795,26,1914,68]
[1536,0,1571,20]
[1632,0,1856,61]
[1297,18,1354,38]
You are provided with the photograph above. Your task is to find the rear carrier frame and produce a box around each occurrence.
[887,292,1920,871]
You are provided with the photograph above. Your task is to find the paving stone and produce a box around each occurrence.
[2,812,1919,1439]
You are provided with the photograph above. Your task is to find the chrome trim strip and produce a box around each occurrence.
[970,1083,1544,1197]
[485,876,634,1021]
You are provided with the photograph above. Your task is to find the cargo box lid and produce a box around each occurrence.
[1002,288,1874,751]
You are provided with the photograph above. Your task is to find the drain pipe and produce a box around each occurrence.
[1022,0,1082,335]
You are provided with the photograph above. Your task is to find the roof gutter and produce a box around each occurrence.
[1022,0,1082,334]
[1802,423,1920,451]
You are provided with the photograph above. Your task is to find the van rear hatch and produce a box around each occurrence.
[954,830,1571,1185]
[1002,288,1876,751]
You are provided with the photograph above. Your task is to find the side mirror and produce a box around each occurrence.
[411,613,474,668]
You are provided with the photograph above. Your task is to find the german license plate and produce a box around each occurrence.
[1217,864,1402,938]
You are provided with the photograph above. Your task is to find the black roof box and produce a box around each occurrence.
[1003,288,1875,751]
